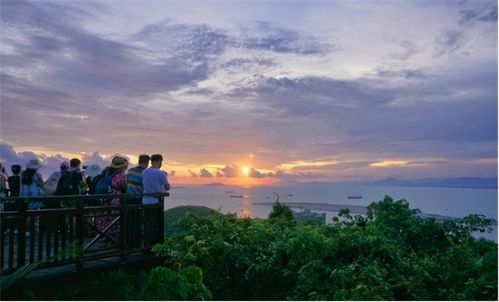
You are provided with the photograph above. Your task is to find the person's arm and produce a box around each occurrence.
[78,173,89,194]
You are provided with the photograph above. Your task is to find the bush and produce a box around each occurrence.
[152,196,497,300]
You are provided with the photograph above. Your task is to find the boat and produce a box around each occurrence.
[287,194,294,197]
[230,195,244,198]
[347,196,362,199]
[225,190,235,194]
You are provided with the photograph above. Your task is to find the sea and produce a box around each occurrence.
[166,183,498,241]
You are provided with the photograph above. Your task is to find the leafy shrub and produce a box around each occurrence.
[152,196,497,300]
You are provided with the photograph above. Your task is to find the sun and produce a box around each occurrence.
[241,166,250,176]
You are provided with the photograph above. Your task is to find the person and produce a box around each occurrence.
[0,163,8,197]
[97,156,128,244]
[54,158,87,208]
[43,161,69,196]
[83,164,103,195]
[142,154,170,204]
[127,154,150,204]
[5,165,21,211]
[0,163,9,211]
[21,159,45,209]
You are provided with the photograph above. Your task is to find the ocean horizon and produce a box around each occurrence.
[166,182,498,241]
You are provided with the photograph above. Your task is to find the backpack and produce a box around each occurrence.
[43,172,62,196]
[94,169,118,194]
[55,171,80,196]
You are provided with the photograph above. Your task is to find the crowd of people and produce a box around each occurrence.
[0,153,170,211]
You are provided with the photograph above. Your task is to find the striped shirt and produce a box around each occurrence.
[127,166,146,194]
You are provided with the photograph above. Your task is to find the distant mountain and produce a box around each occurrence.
[368,177,498,189]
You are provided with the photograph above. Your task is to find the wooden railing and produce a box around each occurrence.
[0,193,168,274]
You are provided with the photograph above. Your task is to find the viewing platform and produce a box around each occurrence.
[0,193,168,277]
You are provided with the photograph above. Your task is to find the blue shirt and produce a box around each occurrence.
[127,166,146,194]
[142,167,169,204]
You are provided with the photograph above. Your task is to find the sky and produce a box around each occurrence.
[0,0,497,185]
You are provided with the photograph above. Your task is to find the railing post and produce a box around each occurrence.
[75,198,85,269]
[158,194,165,243]
[120,195,128,261]
[17,199,27,268]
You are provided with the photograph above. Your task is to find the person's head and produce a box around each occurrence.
[110,156,128,172]
[11,164,21,175]
[26,159,42,171]
[138,154,150,168]
[70,158,81,170]
[60,161,69,172]
[150,154,163,168]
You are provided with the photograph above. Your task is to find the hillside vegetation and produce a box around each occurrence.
[12,196,498,300]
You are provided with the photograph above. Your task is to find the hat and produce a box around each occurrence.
[110,156,128,169]
[84,164,102,178]
[60,161,69,170]
[26,159,42,170]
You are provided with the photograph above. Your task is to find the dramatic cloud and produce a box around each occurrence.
[239,21,332,54]
[217,165,240,178]
[199,168,213,178]
[0,0,496,183]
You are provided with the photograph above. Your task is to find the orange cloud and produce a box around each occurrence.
[278,159,341,170]
[369,160,425,167]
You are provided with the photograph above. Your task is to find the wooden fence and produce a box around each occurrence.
[0,193,167,274]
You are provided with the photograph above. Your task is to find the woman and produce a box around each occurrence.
[21,159,45,209]
[97,156,128,245]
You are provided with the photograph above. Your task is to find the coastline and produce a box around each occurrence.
[252,201,497,224]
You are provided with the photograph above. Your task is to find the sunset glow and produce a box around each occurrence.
[241,166,250,177]
[0,0,496,186]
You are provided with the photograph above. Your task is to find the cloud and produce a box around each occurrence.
[434,30,465,57]
[375,68,429,80]
[187,169,198,177]
[459,5,498,25]
[279,160,341,170]
[369,160,426,168]
[199,168,213,178]
[239,21,332,55]
[0,143,69,178]
[81,151,111,169]
[0,0,496,181]
[217,165,240,178]
[134,21,231,58]
[248,168,271,179]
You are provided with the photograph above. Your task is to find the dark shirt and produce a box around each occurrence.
[8,175,21,197]
[55,170,84,196]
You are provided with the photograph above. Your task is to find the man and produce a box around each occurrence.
[127,154,150,194]
[8,165,21,197]
[54,158,87,207]
[142,154,170,204]
[6,164,21,211]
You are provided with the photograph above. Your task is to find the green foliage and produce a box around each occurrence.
[54,270,144,300]
[164,205,221,236]
[142,266,212,300]
[152,196,497,300]
[268,201,296,226]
